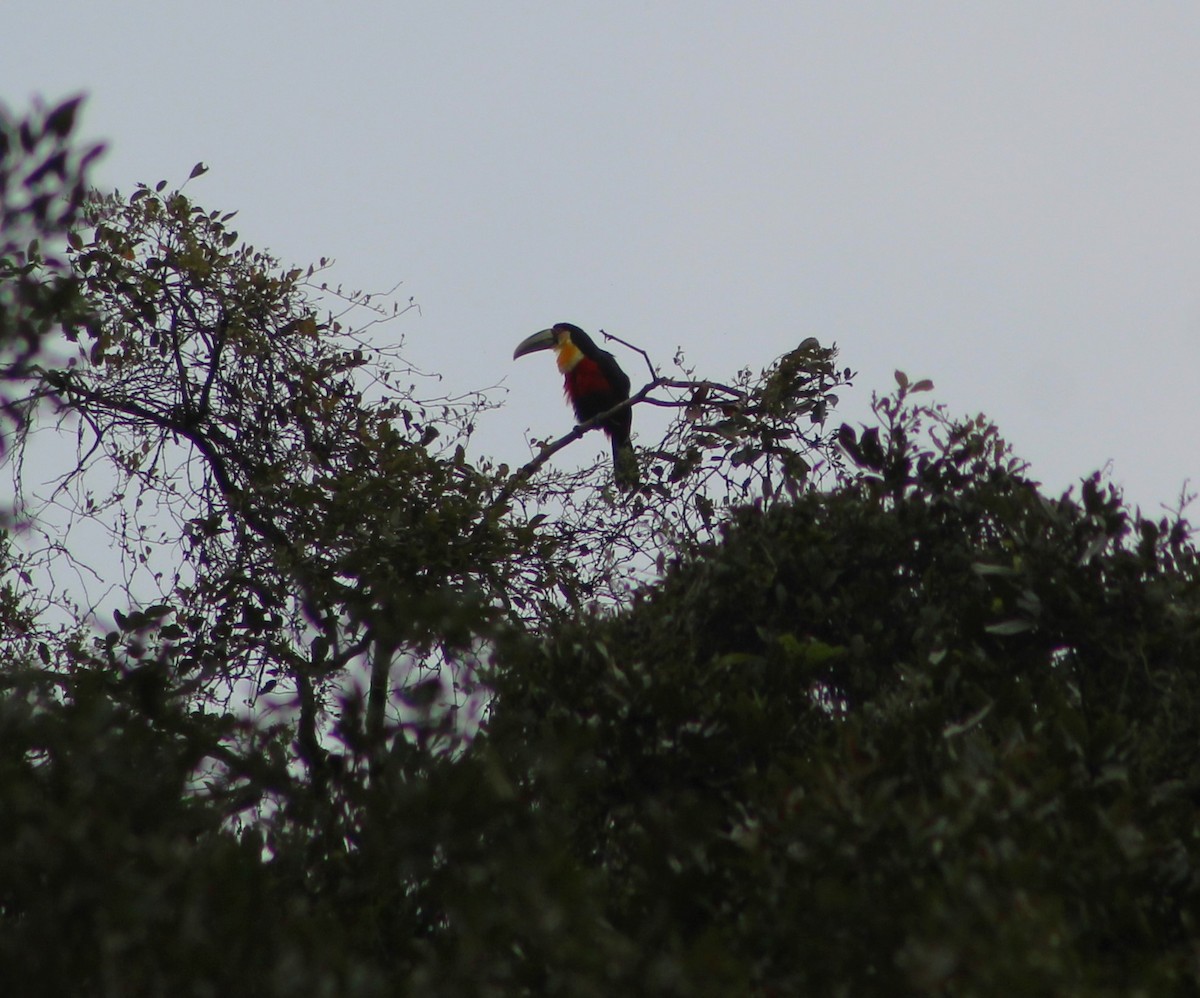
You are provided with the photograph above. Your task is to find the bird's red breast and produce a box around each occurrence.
[563,356,612,401]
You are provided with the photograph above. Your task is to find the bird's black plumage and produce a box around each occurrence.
[513,322,638,489]
[556,324,632,436]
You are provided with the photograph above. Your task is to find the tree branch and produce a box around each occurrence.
[600,329,658,381]
[478,377,665,526]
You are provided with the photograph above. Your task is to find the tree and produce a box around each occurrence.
[485,384,1200,993]
[6,107,1197,994]
[10,164,850,773]
[0,126,849,991]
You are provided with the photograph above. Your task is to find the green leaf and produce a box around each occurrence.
[942,701,993,737]
[45,96,82,138]
[311,635,329,665]
[971,562,1018,577]
[984,619,1033,636]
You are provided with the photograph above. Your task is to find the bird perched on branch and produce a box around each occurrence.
[513,322,638,489]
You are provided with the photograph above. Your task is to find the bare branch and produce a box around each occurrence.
[478,377,665,527]
[599,328,658,381]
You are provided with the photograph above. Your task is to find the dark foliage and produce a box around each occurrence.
[486,397,1200,993]
[0,97,103,456]
[3,99,1198,995]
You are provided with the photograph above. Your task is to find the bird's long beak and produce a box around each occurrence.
[513,328,556,360]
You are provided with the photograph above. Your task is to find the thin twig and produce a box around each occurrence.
[599,329,657,381]
[472,377,665,533]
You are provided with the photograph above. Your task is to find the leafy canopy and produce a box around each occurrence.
[2,100,1198,995]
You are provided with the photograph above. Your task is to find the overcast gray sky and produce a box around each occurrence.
[6,2,1200,514]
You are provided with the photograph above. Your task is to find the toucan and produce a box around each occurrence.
[513,322,638,489]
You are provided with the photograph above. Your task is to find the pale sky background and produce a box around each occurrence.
[6,2,1200,517]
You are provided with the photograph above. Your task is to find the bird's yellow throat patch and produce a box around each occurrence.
[554,338,584,374]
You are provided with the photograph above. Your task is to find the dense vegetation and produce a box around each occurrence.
[3,99,1198,996]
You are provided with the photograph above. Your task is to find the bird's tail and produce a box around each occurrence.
[612,436,639,491]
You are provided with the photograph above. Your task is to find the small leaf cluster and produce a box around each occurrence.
[0,96,103,454]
